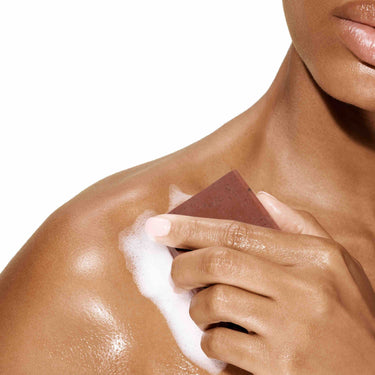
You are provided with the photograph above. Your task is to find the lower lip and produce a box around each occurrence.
[334,17,375,67]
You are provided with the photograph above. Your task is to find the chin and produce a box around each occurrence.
[348,94,375,112]
[336,75,375,112]
[348,64,375,111]
[313,57,375,112]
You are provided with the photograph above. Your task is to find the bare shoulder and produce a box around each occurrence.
[0,149,232,374]
[0,105,256,374]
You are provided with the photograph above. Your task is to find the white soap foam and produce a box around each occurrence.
[119,185,226,374]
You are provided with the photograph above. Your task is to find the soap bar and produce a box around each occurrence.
[167,169,280,258]
[167,169,280,334]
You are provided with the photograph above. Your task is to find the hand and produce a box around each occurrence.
[145,191,375,374]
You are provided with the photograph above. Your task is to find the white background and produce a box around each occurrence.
[0,1,291,272]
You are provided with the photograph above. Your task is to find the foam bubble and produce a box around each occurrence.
[119,185,226,374]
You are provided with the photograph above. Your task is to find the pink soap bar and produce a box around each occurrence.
[167,169,280,257]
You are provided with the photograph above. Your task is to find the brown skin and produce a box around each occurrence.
[1,0,375,373]
[149,197,375,373]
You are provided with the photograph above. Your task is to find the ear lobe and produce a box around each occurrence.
[256,191,332,239]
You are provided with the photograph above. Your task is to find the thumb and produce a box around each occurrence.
[257,191,332,239]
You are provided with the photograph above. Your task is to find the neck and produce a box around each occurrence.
[236,44,375,218]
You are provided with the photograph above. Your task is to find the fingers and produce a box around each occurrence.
[171,246,289,298]
[189,283,274,335]
[145,213,335,266]
[256,191,332,239]
[201,326,267,374]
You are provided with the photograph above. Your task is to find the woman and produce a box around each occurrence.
[0,0,374,374]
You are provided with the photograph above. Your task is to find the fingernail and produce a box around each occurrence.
[257,191,278,200]
[257,191,285,216]
[145,216,171,238]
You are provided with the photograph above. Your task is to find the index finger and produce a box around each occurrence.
[144,214,333,265]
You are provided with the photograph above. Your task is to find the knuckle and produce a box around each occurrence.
[206,284,227,316]
[201,328,225,358]
[222,221,250,249]
[170,256,184,287]
[189,284,228,323]
[201,247,233,277]
[178,218,200,246]
[322,242,347,270]
[295,209,323,235]
[189,293,199,320]
[294,209,311,233]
